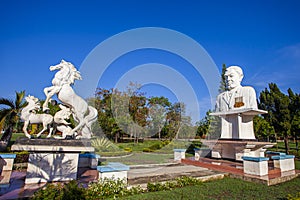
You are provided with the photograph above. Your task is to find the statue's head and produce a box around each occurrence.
[225,65,244,90]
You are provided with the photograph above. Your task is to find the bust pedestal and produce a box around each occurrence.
[211,108,267,140]
[204,108,275,161]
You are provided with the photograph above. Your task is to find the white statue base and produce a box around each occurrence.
[205,108,274,161]
[11,138,95,184]
[210,108,267,140]
[202,140,275,161]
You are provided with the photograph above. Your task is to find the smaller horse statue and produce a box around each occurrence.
[21,95,53,139]
[51,104,74,139]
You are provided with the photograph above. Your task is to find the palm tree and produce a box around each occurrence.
[0,91,27,151]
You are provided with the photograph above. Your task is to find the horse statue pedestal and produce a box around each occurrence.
[11,138,95,184]
[203,109,275,161]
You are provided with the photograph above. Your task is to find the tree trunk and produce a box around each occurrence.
[296,134,299,153]
[0,126,13,151]
[115,133,119,143]
[284,135,289,154]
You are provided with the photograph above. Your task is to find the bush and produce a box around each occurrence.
[91,137,119,152]
[149,143,162,150]
[124,147,132,152]
[143,148,154,152]
[86,178,130,199]
[147,176,202,192]
[287,192,300,200]
[186,141,202,154]
[32,181,86,200]
[289,150,300,158]
[14,151,29,163]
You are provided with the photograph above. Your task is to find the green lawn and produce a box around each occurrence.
[104,152,173,165]
[120,176,300,200]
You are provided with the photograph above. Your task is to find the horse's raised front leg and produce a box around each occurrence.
[22,121,31,139]
[43,86,60,111]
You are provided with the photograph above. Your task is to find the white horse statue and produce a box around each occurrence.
[21,95,53,138]
[50,104,73,139]
[43,60,98,139]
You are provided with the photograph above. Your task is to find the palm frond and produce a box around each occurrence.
[0,98,15,108]
[15,91,25,109]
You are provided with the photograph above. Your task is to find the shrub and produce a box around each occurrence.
[124,147,132,152]
[147,176,202,192]
[175,176,202,187]
[14,151,29,163]
[91,137,118,152]
[287,192,300,200]
[288,150,300,158]
[86,178,128,199]
[147,182,171,192]
[143,148,154,152]
[32,183,64,200]
[32,181,86,200]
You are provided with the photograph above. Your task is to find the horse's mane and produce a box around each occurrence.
[66,62,82,85]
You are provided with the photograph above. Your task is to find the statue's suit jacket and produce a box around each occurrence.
[216,86,258,112]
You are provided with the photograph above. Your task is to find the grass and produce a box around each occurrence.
[120,176,300,200]
[104,152,173,165]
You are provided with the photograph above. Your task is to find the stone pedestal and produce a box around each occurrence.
[242,156,269,176]
[97,162,130,183]
[173,149,186,162]
[272,155,295,172]
[211,108,267,140]
[11,138,94,184]
[202,140,275,161]
[0,154,16,187]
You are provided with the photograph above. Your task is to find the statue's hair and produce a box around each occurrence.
[226,65,244,78]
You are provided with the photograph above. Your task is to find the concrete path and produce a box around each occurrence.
[128,163,227,186]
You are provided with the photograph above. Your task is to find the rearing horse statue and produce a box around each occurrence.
[43,60,98,139]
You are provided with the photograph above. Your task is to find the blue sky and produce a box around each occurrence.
[1,0,300,121]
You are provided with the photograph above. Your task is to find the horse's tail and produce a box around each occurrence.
[82,106,98,136]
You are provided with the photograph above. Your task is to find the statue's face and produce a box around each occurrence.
[225,69,242,90]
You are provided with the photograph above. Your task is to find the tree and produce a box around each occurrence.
[288,88,300,151]
[196,110,211,138]
[259,83,291,153]
[253,115,275,141]
[94,88,123,142]
[218,64,228,93]
[148,96,171,139]
[0,91,27,151]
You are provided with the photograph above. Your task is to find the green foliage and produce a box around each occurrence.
[219,63,228,93]
[142,148,154,152]
[86,177,144,199]
[123,147,132,152]
[14,151,29,163]
[186,141,202,154]
[61,180,86,200]
[147,176,202,192]
[253,115,275,140]
[174,176,202,187]
[32,181,85,200]
[258,83,297,152]
[287,192,300,200]
[0,91,27,145]
[91,137,118,152]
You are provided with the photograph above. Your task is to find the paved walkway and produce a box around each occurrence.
[128,163,226,186]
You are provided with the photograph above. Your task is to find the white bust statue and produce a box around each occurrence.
[216,66,258,112]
